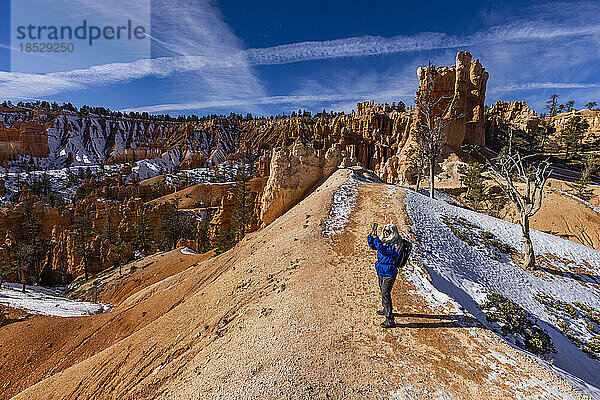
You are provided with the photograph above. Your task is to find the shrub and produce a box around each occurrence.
[537,292,600,359]
[480,293,555,356]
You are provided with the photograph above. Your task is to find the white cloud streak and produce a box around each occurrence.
[491,82,600,93]
[1,1,599,112]
[120,88,414,113]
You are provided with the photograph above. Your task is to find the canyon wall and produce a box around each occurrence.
[0,51,488,186]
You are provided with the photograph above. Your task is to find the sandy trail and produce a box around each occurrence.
[8,168,586,399]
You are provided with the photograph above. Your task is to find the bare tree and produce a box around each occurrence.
[413,60,462,199]
[486,150,552,271]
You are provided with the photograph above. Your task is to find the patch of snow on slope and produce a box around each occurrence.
[323,175,360,236]
[404,190,600,397]
[180,247,198,255]
[0,283,111,317]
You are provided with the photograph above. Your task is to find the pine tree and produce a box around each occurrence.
[565,100,575,112]
[545,94,559,117]
[13,242,33,292]
[157,203,195,251]
[0,254,11,285]
[567,154,599,201]
[458,162,486,208]
[72,214,94,280]
[196,209,212,254]
[157,204,178,251]
[215,226,235,255]
[55,196,66,214]
[132,208,152,255]
[20,199,49,285]
[536,118,555,153]
[231,170,251,242]
[406,143,427,193]
[561,116,589,160]
[101,212,117,245]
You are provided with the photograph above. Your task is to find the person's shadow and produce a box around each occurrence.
[389,313,482,329]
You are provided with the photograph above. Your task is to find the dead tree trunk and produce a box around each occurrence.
[429,156,436,199]
[487,150,552,271]
[520,214,535,270]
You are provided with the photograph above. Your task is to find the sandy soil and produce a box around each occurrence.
[147,178,267,209]
[2,169,587,399]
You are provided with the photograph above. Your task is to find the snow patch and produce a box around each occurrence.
[0,283,111,317]
[551,187,600,215]
[180,247,198,255]
[404,190,600,396]
[323,175,360,236]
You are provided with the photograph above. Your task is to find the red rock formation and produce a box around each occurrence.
[259,141,342,225]
[385,51,488,182]
[487,101,541,139]
[551,109,600,139]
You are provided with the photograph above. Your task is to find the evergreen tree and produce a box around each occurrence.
[55,196,66,215]
[101,212,118,245]
[132,208,152,255]
[157,204,195,251]
[0,253,12,285]
[458,162,486,208]
[560,116,589,160]
[567,154,599,201]
[545,94,559,117]
[536,118,555,153]
[72,214,94,280]
[406,143,427,193]
[215,226,235,255]
[231,170,251,242]
[114,242,129,276]
[19,199,49,284]
[565,100,575,112]
[196,211,212,254]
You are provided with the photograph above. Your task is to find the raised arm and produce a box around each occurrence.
[367,234,382,250]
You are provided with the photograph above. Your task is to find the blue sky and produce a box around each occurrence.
[0,0,599,117]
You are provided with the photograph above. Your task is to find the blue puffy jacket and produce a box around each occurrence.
[368,234,402,277]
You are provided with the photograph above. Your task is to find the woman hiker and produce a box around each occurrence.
[367,223,407,328]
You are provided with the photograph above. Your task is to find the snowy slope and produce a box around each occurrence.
[0,109,243,173]
[0,283,110,317]
[404,190,600,398]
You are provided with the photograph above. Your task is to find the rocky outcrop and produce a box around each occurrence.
[259,141,342,225]
[408,51,488,151]
[0,52,487,186]
[551,109,600,138]
[487,101,541,137]
[380,51,488,182]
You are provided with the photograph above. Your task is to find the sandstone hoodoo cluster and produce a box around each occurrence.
[0,51,493,286]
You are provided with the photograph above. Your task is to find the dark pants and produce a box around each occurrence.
[378,275,396,322]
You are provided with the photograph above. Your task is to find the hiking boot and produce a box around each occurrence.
[376,309,385,316]
[380,319,395,328]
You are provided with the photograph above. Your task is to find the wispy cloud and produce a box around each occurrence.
[2,14,600,100]
[1,0,600,114]
[1,0,266,105]
[491,82,600,93]
[121,88,414,113]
